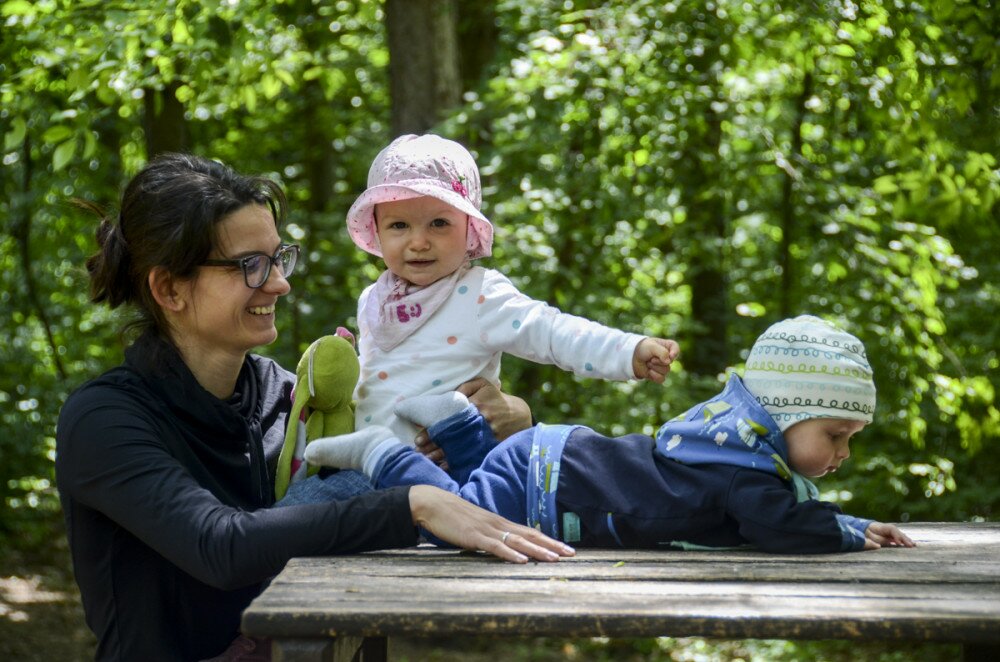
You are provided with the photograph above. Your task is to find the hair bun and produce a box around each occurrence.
[87,214,133,307]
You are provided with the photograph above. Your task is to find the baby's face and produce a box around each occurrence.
[783,418,866,478]
[375,196,469,286]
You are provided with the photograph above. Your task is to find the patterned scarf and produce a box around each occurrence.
[365,262,471,352]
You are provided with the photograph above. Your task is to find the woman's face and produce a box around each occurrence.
[172,204,290,360]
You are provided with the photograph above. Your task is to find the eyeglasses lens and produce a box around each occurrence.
[279,246,297,278]
[243,255,268,288]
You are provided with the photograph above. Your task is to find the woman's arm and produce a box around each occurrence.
[57,390,417,590]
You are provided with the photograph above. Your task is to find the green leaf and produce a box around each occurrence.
[244,87,257,113]
[52,139,76,171]
[261,74,282,100]
[172,18,191,44]
[873,176,898,194]
[925,318,946,335]
[66,67,89,92]
[1,0,33,16]
[4,117,27,151]
[174,84,195,103]
[831,44,856,57]
[42,126,73,143]
[82,131,97,159]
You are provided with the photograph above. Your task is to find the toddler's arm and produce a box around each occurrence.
[632,337,680,384]
[863,521,916,550]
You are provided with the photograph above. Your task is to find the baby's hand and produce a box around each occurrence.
[863,521,916,550]
[632,338,680,384]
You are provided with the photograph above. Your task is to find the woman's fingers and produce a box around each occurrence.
[409,486,572,563]
[500,529,576,561]
[413,431,449,468]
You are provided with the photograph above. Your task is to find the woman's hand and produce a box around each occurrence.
[414,379,533,468]
[408,485,574,564]
[459,378,533,441]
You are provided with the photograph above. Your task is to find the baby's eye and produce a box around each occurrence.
[388,221,408,230]
[430,218,451,228]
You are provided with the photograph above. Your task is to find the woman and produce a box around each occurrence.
[55,154,572,661]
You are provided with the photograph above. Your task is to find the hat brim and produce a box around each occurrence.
[346,183,493,258]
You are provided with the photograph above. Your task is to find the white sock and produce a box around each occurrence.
[304,426,397,472]
[393,392,471,428]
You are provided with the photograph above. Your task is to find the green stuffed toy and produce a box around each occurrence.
[274,330,359,500]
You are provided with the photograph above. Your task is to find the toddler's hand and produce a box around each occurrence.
[632,338,680,384]
[863,521,916,550]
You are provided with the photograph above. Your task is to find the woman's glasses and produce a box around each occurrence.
[202,244,300,289]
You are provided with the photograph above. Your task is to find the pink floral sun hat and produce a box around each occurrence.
[346,134,494,259]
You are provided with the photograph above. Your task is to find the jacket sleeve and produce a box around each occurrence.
[476,269,644,380]
[725,470,869,553]
[56,387,417,591]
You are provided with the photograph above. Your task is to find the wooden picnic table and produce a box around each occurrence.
[241,522,1000,661]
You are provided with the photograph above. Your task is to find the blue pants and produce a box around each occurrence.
[424,404,498,484]
[374,417,579,543]
[274,469,373,507]
[373,407,532,527]
[275,404,498,508]
[375,432,532,526]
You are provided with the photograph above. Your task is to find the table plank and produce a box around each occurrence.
[243,522,1000,645]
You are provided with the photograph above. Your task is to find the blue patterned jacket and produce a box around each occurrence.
[554,376,872,553]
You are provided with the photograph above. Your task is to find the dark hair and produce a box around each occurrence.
[85,153,287,341]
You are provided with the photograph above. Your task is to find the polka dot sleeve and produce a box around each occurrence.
[475,269,643,381]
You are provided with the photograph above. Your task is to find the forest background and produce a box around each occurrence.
[1,0,998,659]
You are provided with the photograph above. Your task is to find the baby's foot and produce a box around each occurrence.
[304,426,395,471]
[394,392,471,428]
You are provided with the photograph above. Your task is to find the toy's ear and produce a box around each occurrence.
[306,340,320,397]
[335,326,356,348]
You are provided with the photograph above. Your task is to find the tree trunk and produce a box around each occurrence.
[143,80,188,157]
[14,136,67,379]
[385,0,461,135]
[779,69,812,318]
[684,106,730,377]
[457,1,498,88]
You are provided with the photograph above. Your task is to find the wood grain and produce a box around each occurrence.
[243,522,1000,644]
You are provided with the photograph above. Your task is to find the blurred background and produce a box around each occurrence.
[1,0,996,658]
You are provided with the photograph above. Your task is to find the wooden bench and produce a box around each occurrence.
[241,522,1000,661]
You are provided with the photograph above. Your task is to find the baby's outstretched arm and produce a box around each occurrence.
[863,521,916,550]
[632,337,681,384]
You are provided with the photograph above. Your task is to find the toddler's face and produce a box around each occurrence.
[783,418,866,478]
[375,196,469,286]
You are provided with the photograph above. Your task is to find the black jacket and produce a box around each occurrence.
[56,333,416,661]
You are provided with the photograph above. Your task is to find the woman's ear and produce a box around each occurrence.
[148,266,186,312]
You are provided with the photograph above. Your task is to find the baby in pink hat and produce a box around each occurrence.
[337,134,678,475]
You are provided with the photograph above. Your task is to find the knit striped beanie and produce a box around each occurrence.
[742,315,876,432]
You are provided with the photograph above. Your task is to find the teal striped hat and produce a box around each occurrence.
[742,315,876,432]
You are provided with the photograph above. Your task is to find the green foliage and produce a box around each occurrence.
[1,0,997,556]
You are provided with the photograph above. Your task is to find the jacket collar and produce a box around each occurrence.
[655,375,795,481]
[124,332,260,441]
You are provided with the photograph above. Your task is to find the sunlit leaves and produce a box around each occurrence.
[0,0,997,546]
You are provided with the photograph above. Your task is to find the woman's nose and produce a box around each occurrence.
[262,264,291,295]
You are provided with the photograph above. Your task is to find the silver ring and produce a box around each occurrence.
[500,531,511,544]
